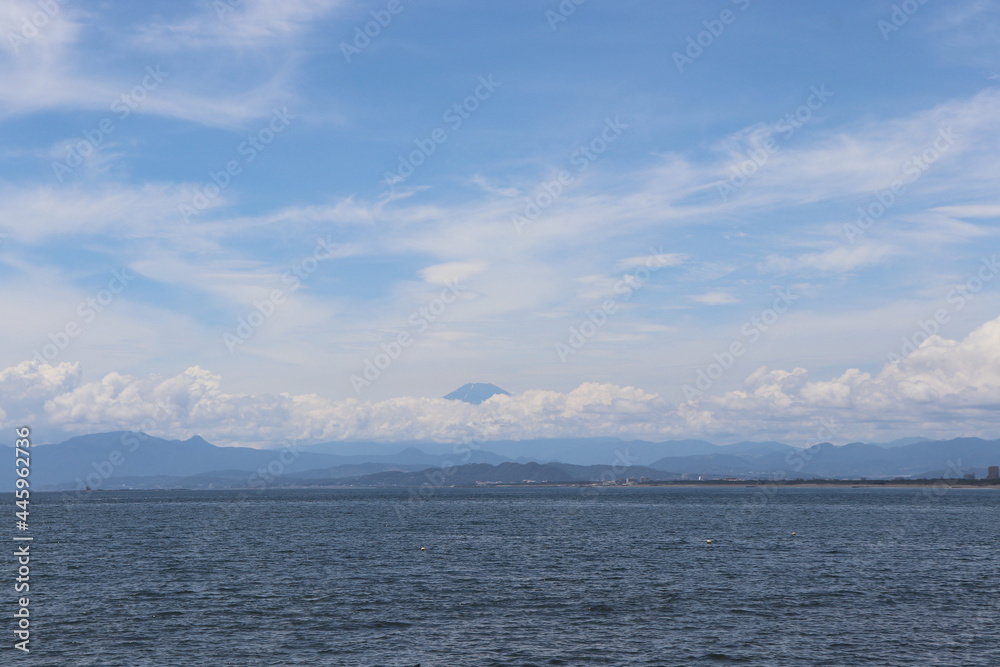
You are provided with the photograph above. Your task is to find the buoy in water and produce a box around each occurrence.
[792,532,796,536]
[420,547,426,551]
[706,539,712,544]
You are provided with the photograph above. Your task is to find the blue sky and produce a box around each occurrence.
[1,0,999,446]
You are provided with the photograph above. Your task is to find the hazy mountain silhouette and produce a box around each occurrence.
[5,431,999,491]
[443,383,511,404]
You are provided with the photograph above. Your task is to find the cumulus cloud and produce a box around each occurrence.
[4,314,1000,446]
[693,314,1000,441]
[0,361,82,427]
[2,364,679,446]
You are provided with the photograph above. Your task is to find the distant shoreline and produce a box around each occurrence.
[25,478,1000,492]
[448,479,1000,490]
[25,479,1000,494]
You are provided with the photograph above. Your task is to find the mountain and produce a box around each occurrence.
[714,441,795,457]
[300,442,526,465]
[647,438,1000,479]
[300,436,733,466]
[36,463,436,491]
[7,431,538,491]
[3,432,403,491]
[301,440,457,458]
[872,436,931,448]
[329,461,679,487]
[7,431,999,491]
[418,437,724,465]
[443,382,511,404]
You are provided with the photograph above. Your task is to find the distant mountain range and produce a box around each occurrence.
[4,431,999,491]
[314,462,675,487]
[4,432,380,491]
[644,438,999,480]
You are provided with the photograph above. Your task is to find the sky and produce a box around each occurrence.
[1,0,999,447]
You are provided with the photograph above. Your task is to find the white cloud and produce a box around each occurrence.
[0,0,325,128]
[932,203,1000,219]
[0,183,200,243]
[419,260,489,286]
[470,175,519,198]
[929,0,1000,68]
[718,88,1000,211]
[0,360,82,428]
[619,252,685,270]
[135,0,344,51]
[3,363,679,446]
[762,244,892,274]
[693,313,1000,441]
[690,291,738,306]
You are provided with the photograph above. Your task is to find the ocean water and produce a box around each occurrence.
[16,486,1000,666]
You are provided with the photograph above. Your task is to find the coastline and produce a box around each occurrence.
[449,479,1000,490]
[24,479,1000,493]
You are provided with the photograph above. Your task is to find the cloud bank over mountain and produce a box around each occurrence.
[5,313,1000,447]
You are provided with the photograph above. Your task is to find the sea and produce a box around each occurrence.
[14,486,1000,666]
